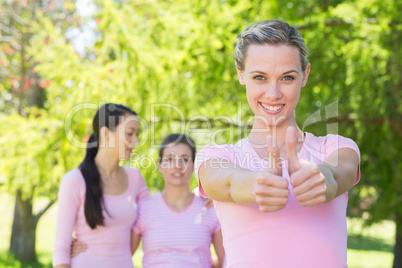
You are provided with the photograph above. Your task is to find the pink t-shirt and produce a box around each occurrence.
[133,192,221,268]
[195,133,360,268]
[53,167,149,267]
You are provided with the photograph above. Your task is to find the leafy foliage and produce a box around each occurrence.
[0,0,401,261]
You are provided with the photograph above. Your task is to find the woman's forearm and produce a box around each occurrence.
[212,230,225,268]
[130,231,141,255]
[199,159,256,204]
[319,148,359,200]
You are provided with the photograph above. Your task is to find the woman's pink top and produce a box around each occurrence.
[53,167,148,267]
[133,192,221,267]
[195,133,360,268]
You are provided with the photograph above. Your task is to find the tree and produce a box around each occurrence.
[0,0,78,261]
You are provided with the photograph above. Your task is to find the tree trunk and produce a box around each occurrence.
[9,191,38,262]
[393,212,402,268]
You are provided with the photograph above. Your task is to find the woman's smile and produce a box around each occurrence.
[260,102,285,114]
[172,172,184,177]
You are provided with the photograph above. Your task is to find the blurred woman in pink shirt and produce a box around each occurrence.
[131,134,225,267]
[196,19,360,267]
[53,103,148,268]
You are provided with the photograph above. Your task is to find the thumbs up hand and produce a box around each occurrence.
[254,135,289,212]
[287,126,327,207]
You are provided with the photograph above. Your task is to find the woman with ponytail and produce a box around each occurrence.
[53,103,148,268]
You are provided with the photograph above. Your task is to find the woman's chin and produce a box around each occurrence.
[165,180,191,187]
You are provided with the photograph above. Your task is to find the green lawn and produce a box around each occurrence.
[0,193,395,267]
[347,218,395,268]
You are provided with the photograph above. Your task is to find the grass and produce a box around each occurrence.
[0,193,396,267]
[347,218,395,268]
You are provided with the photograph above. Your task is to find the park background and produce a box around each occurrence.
[0,0,401,267]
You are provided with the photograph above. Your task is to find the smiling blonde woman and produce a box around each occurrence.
[196,19,360,267]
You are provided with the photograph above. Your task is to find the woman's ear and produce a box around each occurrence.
[301,63,311,87]
[99,126,109,147]
[236,68,246,85]
[157,161,163,173]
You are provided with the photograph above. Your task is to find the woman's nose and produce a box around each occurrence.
[264,81,281,100]
[130,135,139,146]
[173,158,185,169]
[134,137,139,145]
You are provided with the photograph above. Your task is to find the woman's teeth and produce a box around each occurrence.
[261,103,284,111]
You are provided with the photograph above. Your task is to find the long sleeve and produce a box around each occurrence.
[52,169,83,267]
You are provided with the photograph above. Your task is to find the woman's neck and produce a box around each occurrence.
[162,186,194,212]
[94,148,120,179]
[248,119,304,158]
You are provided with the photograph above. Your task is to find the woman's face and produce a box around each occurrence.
[237,44,310,128]
[107,114,139,160]
[158,143,194,187]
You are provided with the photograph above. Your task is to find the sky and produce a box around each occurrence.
[66,0,97,56]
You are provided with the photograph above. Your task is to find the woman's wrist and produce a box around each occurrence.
[229,169,257,205]
[318,164,338,202]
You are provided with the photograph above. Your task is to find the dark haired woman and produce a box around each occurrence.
[53,103,148,268]
[131,134,225,267]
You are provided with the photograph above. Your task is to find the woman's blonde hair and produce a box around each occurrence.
[234,19,308,71]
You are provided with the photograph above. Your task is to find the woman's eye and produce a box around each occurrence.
[253,75,265,80]
[127,132,133,136]
[183,158,190,163]
[283,76,294,81]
